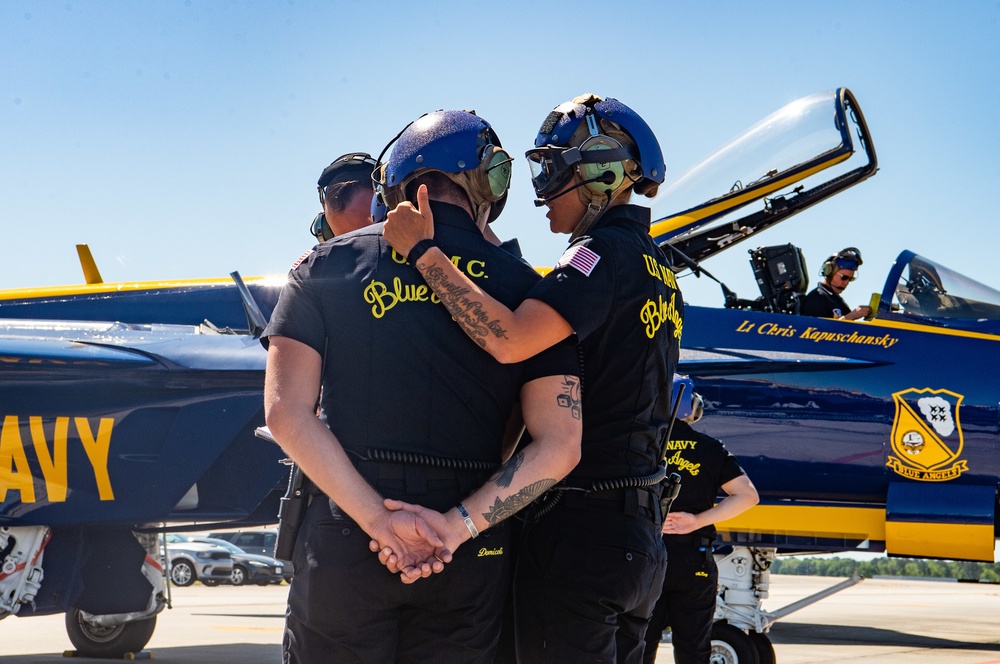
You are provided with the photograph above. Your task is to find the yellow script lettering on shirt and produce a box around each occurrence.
[668,450,701,476]
[363,277,441,318]
[640,292,683,340]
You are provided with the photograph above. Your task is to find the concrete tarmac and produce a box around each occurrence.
[0,575,998,663]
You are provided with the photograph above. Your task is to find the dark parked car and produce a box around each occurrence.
[208,529,292,581]
[188,536,286,585]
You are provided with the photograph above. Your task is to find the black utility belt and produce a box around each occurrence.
[559,486,658,516]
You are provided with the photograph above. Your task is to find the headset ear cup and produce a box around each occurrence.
[578,136,626,195]
[821,256,836,278]
[477,145,512,203]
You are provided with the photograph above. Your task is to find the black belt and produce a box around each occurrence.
[560,486,658,519]
[358,459,492,497]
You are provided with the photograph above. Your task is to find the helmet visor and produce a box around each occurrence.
[525,147,573,197]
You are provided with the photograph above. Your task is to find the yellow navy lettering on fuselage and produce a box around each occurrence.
[0,415,115,503]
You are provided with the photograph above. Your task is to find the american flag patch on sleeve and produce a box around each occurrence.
[290,249,313,270]
[555,244,601,276]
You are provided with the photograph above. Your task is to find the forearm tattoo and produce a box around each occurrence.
[482,479,557,526]
[491,451,524,489]
[556,376,582,420]
[418,263,509,348]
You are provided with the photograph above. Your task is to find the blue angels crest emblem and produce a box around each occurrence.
[888,388,967,481]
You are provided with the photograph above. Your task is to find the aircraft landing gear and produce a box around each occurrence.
[64,530,167,658]
[748,630,775,664]
[0,526,50,618]
[712,545,863,664]
[710,621,760,664]
[65,610,157,659]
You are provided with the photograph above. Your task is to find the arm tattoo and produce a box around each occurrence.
[555,376,582,420]
[419,263,509,348]
[482,479,557,526]
[490,451,524,489]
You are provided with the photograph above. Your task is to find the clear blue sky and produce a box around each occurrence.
[3,1,998,309]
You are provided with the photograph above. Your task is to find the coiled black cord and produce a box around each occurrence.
[363,448,500,472]
[589,464,667,492]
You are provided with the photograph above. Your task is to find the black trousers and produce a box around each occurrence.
[514,493,666,663]
[642,539,718,664]
[284,490,512,664]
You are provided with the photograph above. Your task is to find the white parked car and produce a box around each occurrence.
[161,533,233,587]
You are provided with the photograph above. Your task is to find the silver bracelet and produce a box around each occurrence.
[457,503,479,539]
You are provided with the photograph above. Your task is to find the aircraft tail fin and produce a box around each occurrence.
[75,244,104,284]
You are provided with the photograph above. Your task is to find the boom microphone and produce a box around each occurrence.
[533,171,617,207]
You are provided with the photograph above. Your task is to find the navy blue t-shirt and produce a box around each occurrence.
[664,419,745,540]
[527,204,684,481]
[264,202,578,466]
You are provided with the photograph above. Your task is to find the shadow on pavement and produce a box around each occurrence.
[0,642,282,664]
[770,621,1000,652]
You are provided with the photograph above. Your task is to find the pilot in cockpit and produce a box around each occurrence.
[799,247,872,320]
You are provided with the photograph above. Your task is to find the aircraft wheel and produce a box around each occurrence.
[65,610,156,659]
[710,622,760,664]
[232,565,249,586]
[748,631,775,664]
[170,560,196,586]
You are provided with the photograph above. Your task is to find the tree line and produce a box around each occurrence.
[769,556,1000,583]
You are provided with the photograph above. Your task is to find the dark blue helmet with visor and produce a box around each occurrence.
[526,95,664,200]
[372,110,512,223]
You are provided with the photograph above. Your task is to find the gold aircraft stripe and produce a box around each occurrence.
[718,504,997,562]
[853,317,1000,342]
[717,504,885,541]
[0,276,286,301]
[885,521,996,562]
[649,153,852,241]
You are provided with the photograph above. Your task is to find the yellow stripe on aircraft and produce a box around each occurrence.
[852,316,1000,343]
[717,503,886,541]
[885,521,996,563]
[718,504,998,562]
[0,275,287,302]
[650,153,852,242]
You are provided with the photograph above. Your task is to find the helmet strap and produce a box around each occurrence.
[570,194,610,241]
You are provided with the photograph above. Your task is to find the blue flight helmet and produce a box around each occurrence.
[526,94,665,238]
[672,374,703,423]
[372,110,512,224]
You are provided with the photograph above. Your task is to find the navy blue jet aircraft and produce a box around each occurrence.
[1,88,996,662]
[0,314,285,656]
[646,87,998,662]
